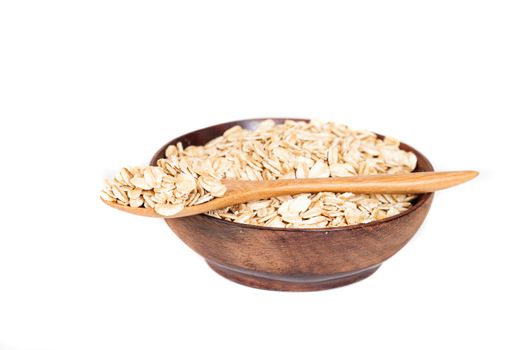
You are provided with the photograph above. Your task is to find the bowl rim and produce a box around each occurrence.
[151,117,434,232]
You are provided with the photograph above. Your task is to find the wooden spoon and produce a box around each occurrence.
[101,171,477,218]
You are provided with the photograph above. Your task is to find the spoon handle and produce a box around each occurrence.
[225,171,478,197]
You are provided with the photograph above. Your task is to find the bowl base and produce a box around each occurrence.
[206,260,381,292]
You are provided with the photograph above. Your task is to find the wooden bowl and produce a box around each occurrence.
[150,118,434,291]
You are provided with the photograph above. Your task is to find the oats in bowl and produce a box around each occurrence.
[102,119,418,226]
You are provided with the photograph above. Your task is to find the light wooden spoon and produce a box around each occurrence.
[101,171,477,219]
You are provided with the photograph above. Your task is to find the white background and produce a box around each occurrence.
[1,1,524,349]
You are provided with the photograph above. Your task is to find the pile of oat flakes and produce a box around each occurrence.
[101,120,418,227]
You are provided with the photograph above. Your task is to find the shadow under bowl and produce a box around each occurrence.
[150,118,434,291]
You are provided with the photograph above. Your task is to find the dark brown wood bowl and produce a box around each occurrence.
[150,118,434,291]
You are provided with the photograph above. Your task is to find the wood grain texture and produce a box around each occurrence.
[151,118,435,291]
[102,171,475,218]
